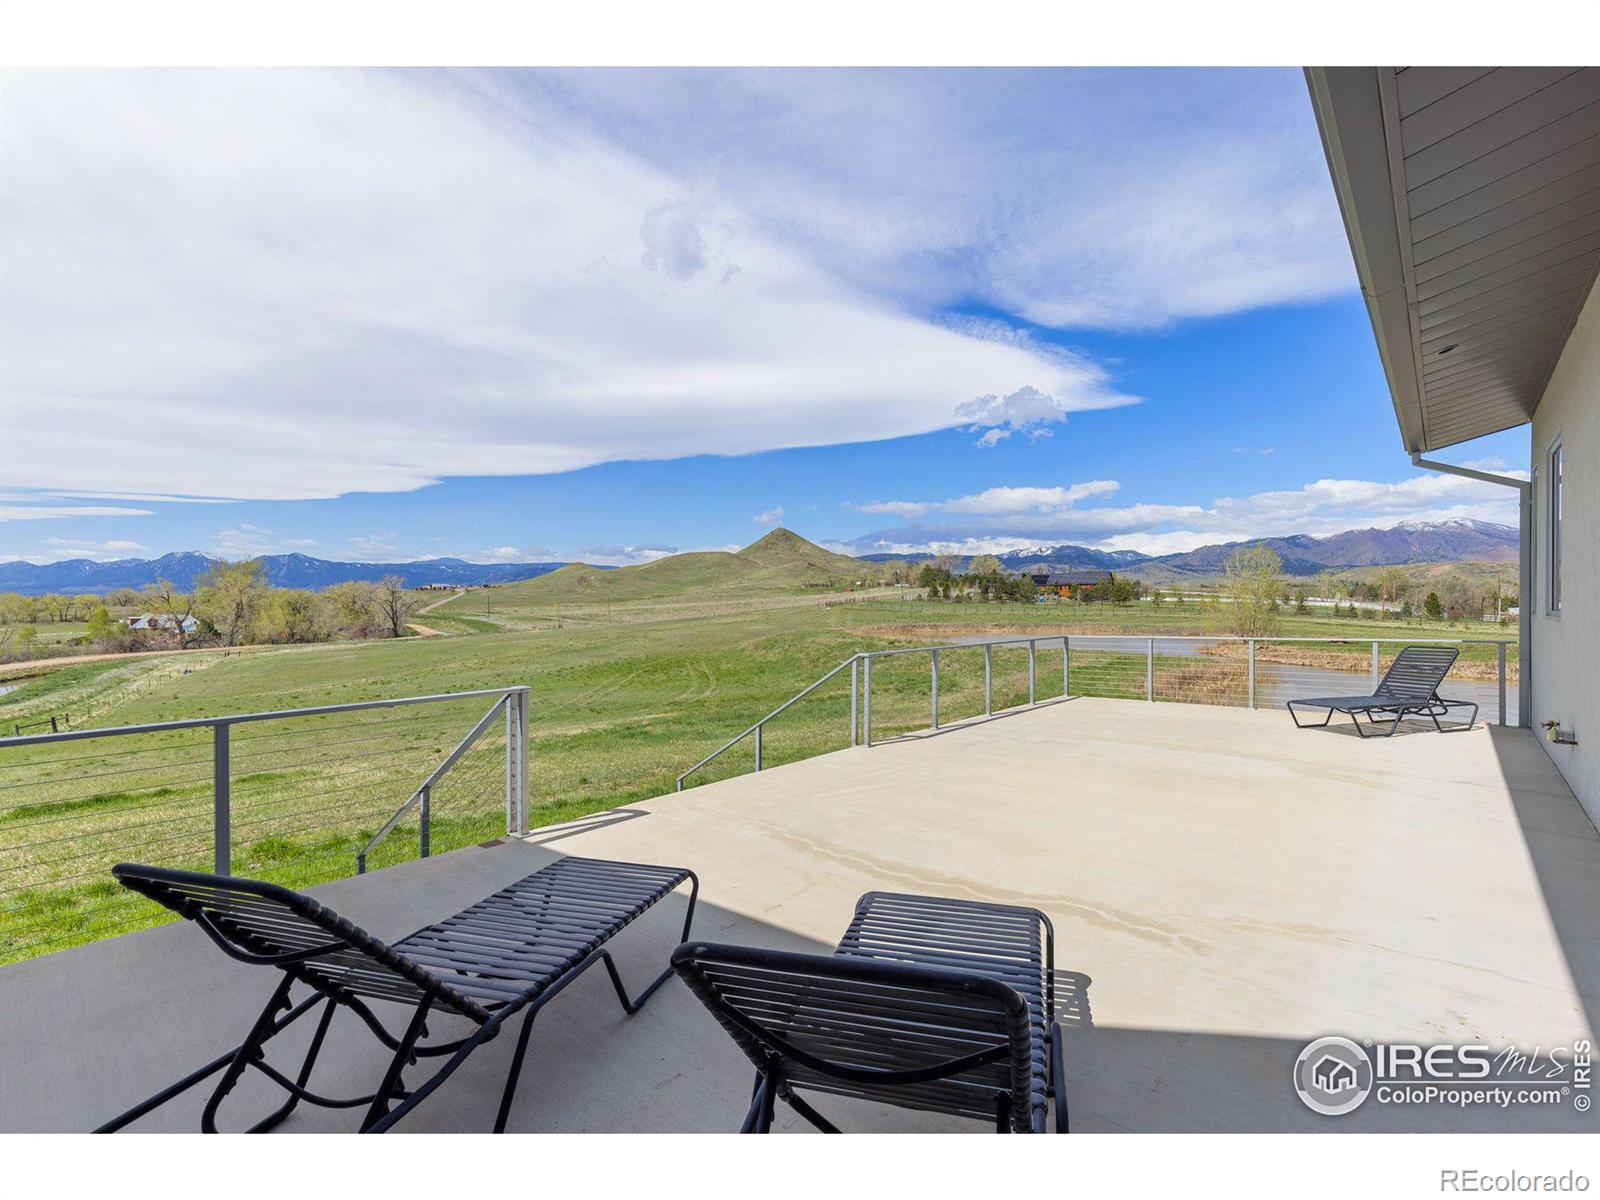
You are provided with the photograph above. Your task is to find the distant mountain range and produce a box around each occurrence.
[860,545,1150,571]
[0,519,1519,596]
[0,551,572,595]
[857,519,1518,578]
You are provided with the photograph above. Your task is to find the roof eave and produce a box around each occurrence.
[1305,67,1430,454]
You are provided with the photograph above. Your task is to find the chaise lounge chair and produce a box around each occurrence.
[1286,643,1478,737]
[98,855,697,1133]
[672,891,1066,1133]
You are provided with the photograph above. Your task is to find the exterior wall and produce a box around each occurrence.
[1529,281,1600,828]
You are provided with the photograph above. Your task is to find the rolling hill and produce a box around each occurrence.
[452,529,889,607]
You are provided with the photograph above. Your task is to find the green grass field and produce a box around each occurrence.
[0,534,1517,964]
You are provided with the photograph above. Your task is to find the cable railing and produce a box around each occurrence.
[675,635,1517,790]
[0,686,530,965]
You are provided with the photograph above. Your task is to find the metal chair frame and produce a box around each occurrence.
[97,856,697,1133]
[1286,645,1478,737]
[674,891,1066,1133]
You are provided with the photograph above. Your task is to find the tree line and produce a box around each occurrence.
[0,561,425,663]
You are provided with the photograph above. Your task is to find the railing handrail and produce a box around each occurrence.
[675,655,861,789]
[676,631,1520,790]
[0,685,532,748]
[356,692,512,872]
[858,634,1513,659]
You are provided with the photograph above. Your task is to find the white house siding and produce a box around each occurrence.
[1530,280,1600,828]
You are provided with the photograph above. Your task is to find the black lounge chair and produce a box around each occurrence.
[1286,644,1478,737]
[98,855,697,1133]
[673,891,1065,1133]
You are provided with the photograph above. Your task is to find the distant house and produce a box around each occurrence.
[1027,572,1113,597]
[125,613,199,634]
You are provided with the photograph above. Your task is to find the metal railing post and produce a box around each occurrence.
[1028,640,1036,704]
[419,784,431,858]
[863,656,873,748]
[1371,642,1380,688]
[754,723,763,771]
[1498,643,1507,727]
[504,696,516,834]
[1146,638,1154,702]
[850,657,859,747]
[931,649,941,730]
[1062,637,1070,698]
[514,689,530,836]
[1247,640,1256,709]
[984,644,993,715]
[213,721,231,875]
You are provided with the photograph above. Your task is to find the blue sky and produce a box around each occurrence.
[0,67,1527,566]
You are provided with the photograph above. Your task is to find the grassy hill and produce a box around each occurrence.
[447,529,887,612]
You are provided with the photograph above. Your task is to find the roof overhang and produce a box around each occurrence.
[1305,67,1600,453]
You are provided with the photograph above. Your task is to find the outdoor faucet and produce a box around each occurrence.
[1541,720,1578,746]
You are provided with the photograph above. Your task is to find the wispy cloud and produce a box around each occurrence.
[1,69,1134,505]
[537,68,1352,331]
[0,504,152,521]
[575,544,679,566]
[210,525,318,558]
[478,545,553,562]
[753,507,785,525]
[29,537,150,562]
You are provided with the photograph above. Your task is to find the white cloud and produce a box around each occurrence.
[851,481,1119,520]
[852,499,933,518]
[942,482,1121,515]
[753,507,785,525]
[345,533,401,561]
[957,385,1083,447]
[844,470,1522,555]
[575,544,679,566]
[535,68,1352,331]
[0,69,1132,504]
[478,545,553,562]
[0,504,152,521]
[27,537,151,562]
[639,200,711,281]
[41,490,236,505]
[209,525,319,558]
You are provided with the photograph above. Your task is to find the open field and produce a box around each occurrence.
[0,548,1517,963]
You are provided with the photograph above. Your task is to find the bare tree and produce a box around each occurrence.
[1374,567,1407,618]
[376,575,422,638]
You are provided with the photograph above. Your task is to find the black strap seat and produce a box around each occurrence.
[100,855,697,1133]
[1287,644,1478,737]
[674,891,1065,1133]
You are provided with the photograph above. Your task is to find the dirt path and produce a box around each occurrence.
[417,591,465,614]
[405,622,444,637]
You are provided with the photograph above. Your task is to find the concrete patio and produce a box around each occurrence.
[1,697,1595,1133]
